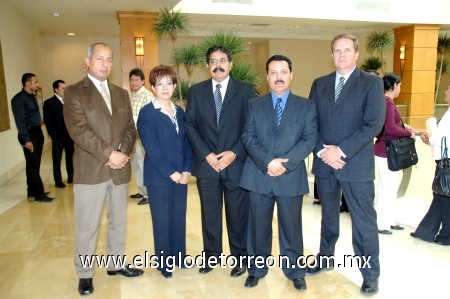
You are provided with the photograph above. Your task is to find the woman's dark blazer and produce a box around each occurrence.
[137,102,192,186]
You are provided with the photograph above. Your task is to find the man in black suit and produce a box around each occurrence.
[240,55,317,291]
[11,73,54,202]
[43,80,74,188]
[185,45,254,277]
[307,33,385,296]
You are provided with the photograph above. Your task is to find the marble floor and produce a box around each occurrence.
[0,146,449,299]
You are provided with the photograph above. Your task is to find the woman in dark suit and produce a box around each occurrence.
[137,65,192,278]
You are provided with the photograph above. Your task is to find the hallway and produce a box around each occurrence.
[0,146,449,298]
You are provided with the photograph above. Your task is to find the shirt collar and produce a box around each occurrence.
[335,65,356,83]
[55,94,64,103]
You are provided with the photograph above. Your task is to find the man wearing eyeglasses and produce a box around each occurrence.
[185,45,255,277]
[11,73,54,202]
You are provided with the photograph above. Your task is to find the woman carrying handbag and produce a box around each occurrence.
[411,85,450,245]
[374,73,416,235]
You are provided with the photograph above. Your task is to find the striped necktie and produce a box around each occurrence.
[275,98,282,130]
[335,77,345,101]
[100,82,112,114]
[214,84,222,128]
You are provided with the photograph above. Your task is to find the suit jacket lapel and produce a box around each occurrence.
[278,94,296,131]
[335,68,361,106]
[218,78,236,130]
[261,94,277,131]
[84,77,112,117]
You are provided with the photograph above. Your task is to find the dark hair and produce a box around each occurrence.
[265,55,292,73]
[366,69,380,76]
[149,65,178,86]
[129,68,145,80]
[383,73,402,92]
[206,45,232,64]
[21,73,35,87]
[331,33,359,53]
[52,80,65,91]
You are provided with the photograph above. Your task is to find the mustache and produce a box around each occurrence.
[213,67,225,73]
[275,79,284,83]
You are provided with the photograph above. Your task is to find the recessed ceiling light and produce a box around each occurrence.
[68,33,75,36]
[52,13,60,17]
[247,41,252,45]
[238,23,244,26]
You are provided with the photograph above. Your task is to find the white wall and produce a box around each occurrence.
[0,1,41,184]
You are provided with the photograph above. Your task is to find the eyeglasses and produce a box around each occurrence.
[209,58,229,64]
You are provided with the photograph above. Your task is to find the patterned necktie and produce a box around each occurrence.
[214,84,222,128]
[100,82,112,114]
[335,77,345,101]
[275,98,282,130]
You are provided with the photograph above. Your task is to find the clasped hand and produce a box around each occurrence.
[105,150,130,169]
[321,145,346,170]
[206,151,236,172]
[170,171,190,184]
[267,158,289,177]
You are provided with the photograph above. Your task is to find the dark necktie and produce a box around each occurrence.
[275,98,282,130]
[214,84,222,128]
[335,77,345,101]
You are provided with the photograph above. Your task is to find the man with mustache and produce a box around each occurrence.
[240,54,316,290]
[185,45,255,277]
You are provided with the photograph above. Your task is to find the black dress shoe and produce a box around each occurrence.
[78,278,94,295]
[35,194,55,202]
[293,278,307,290]
[161,270,172,278]
[244,275,259,288]
[391,225,404,230]
[410,232,418,238]
[199,265,214,274]
[340,205,349,213]
[137,197,149,205]
[28,192,50,199]
[130,193,143,199]
[378,229,392,235]
[68,178,73,184]
[230,266,246,277]
[55,182,66,188]
[360,279,378,295]
[306,258,334,275]
[107,266,144,277]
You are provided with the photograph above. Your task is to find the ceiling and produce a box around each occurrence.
[3,0,450,42]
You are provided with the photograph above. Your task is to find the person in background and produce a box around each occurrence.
[137,65,192,278]
[129,68,154,205]
[411,84,450,246]
[374,73,415,235]
[64,42,142,296]
[307,33,385,296]
[240,54,317,291]
[43,79,74,189]
[11,73,54,202]
[184,45,254,277]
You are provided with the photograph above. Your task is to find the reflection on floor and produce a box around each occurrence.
[0,146,449,298]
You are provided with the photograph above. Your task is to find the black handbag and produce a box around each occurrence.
[432,137,450,197]
[383,120,418,171]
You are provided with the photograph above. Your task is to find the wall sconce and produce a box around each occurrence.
[135,37,144,69]
[399,45,406,78]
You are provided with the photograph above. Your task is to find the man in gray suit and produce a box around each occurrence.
[240,55,317,291]
[307,33,385,296]
[64,43,143,296]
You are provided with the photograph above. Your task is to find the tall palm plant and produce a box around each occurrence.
[199,30,249,57]
[360,56,383,72]
[171,43,203,106]
[366,31,395,75]
[434,33,450,105]
[230,61,262,90]
[151,7,191,106]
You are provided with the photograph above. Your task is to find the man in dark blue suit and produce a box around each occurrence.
[43,80,74,188]
[307,33,385,296]
[240,55,317,291]
[185,45,255,277]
